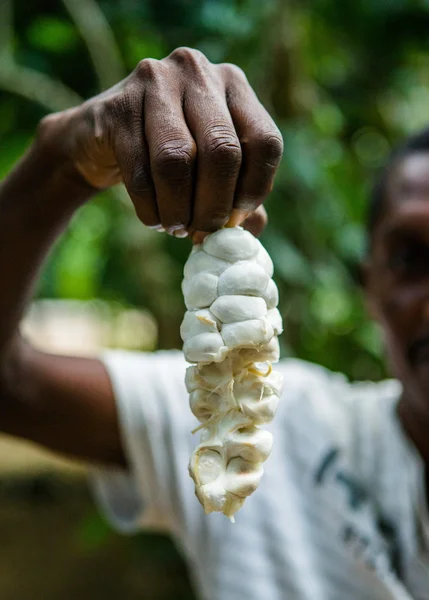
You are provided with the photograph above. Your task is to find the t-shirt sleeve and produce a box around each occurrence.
[89,350,199,535]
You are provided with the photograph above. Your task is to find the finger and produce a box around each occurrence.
[192,231,208,245]
[183,79,242,232]
[240,206,268,238]
[144,70,196,237]
[108,87,160,227]
[221,64,283,212]
[226,208,250,227]
[192,206,267,244]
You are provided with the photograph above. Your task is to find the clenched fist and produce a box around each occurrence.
[39,47,283,237]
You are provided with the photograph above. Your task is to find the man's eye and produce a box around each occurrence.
[388,243,429,275]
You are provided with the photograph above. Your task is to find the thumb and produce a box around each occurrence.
[234,206,268,238]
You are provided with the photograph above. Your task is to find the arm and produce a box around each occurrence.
[0,47,282,467]
[0,127,124,465]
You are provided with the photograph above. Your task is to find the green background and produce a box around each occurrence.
[4,0,427,382]
[5,0,429,381]
[2,1,429,598]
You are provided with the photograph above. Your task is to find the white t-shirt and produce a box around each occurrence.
[90,351,429,600]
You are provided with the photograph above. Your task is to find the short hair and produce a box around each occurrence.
[368,127,429,236]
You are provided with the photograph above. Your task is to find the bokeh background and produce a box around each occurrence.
[1,0,429,597]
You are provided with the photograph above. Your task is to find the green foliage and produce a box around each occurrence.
[27,16,78,53]
[2,0,429,380]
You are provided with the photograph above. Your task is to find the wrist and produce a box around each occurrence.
[35,111,96,201]
[0,112,97,229]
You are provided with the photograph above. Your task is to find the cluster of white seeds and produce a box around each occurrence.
[180,227,283,521]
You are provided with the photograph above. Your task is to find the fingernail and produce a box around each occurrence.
[148,225,165,233]
[226,209,249,228]
[172,227,188,238]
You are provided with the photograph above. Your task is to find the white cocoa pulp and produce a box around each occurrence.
[180,227,283,521]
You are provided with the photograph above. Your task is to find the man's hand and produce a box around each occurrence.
[0,48,281,467]
[40,47,283,237]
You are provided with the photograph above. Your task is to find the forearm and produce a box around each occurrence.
[0,121,125,465]
[0,49,282,468]
[0,119,96,362]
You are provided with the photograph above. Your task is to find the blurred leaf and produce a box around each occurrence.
[27,16,79,53]
[122,30,166,67]
[353,321,384,357]
[334,222,366,263]
[54,202,110,299]
[310,285,353,327]
[8,0,427,377]
[201,1,253,36]
[264,232,313,287]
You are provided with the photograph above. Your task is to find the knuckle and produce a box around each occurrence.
[256,132,284,165]
[153,142,195,181]
[204,128,242,169]
[127,164,153,197]
[220,62,247,82]
[134,58,161,81]
[38,112,59,134]
[103,93,128,118]
[168,46,206,66]
[37,108,78,143]
[103,91,141,126]
[37,112,62,143]
[36,113,64,154]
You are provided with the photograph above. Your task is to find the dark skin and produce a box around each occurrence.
[366,151,429,469]
[3,46,427,489]
[0,48,282,467]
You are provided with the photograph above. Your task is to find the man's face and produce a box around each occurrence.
[367,152,429,405]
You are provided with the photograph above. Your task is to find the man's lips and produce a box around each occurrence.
[407,335,429,366]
